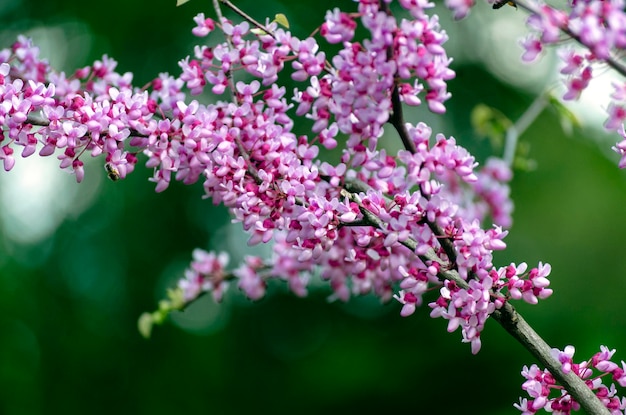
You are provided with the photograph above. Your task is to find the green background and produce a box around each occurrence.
[1,1,625,414]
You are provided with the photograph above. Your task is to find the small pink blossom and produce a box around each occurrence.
[444,0,474,20]
[192,13,215,37]
[1,145,15,171]
[321,8,357,43]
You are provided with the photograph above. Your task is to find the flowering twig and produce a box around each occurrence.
[514,0,626,79]
[212,0,237,103]
[494,303,613,415]
[344,173,609,414]
[219,0,274,38]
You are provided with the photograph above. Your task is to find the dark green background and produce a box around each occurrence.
[1,1,625,414]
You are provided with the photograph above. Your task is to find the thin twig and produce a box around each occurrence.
[219,0,275,39]
[389,82,418,154]
[503,94,547,167]
[212,0,238,105]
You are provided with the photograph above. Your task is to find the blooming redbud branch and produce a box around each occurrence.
[340,177,460,270]
[3,0,626,413]
[344,172,613,415]
[495,304,616,415]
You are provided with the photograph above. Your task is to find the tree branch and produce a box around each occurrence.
[493,303,611,415]
[503,94,547,167]
[342,174,610,415]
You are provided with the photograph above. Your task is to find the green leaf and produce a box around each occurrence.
[274,13,289,28]
[250,13,289,35]
[470,104,512,150]
[139,287,187,338]
[512,141,536,172]
[546,94,581,134]
[138,313,154,339]
[167,287,186,310]
[251,27,267,36]
[176,0,191,6]
[470,104,494,132]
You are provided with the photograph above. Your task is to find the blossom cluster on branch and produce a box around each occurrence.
[3,0,626,413]
[516,346,626,414]
[150,0,553,356]
[510,0,626,169]
[0,0,537,354]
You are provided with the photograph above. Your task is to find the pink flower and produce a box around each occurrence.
[178,250,230,303]
[235,256,266,300]
[521,35,544,62]
[321,8,357,43]
[72,158,84,183]
[562,66,592,101]
[1,145,15,171]
[192,13,215,37]
[444,0,474,20]
[291,38,325,81]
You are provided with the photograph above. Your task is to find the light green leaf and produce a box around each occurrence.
[138,313,154,339]
[470,103,512,150]
[176,0,191,6]
[274,13,289,29]
[152,309,168,324]
[512,141,537,172]
[167,287,186,310]
[546,94,581,134]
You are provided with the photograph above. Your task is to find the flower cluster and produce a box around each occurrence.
[178,249,230,303]
[1,1,545,355]
[0,36,152,181]
[512,0,626,169]
[516,346,626,414]
[422,259,552,354]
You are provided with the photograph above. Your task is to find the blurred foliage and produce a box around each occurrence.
[471,102,513,150]
[1,1,626,415]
